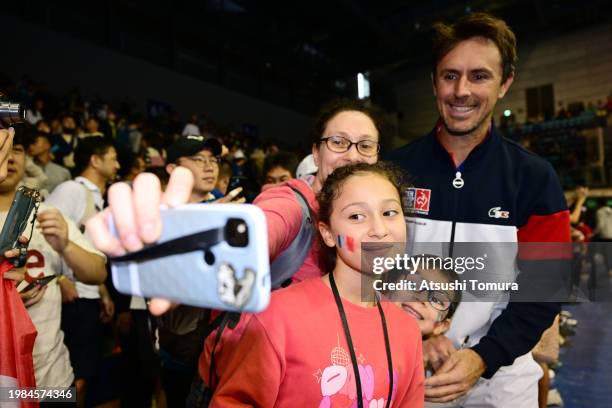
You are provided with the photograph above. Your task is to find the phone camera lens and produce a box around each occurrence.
[225,218,248,247]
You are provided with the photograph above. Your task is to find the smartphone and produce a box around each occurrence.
[227,175,258,203]
[109,204,270,313]
[20,275,57,293]
[0,186,40,253]
[228,175,245,191]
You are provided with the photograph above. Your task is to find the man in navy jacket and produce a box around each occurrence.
[387,13,571,407]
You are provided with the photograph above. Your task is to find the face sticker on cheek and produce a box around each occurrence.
[337,235,356,252]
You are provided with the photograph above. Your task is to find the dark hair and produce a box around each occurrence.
[262,151,299,181]
[432,12,517,84]
[73,137,114,176]
[12,123,34,149]
[311,98,382,146]
[317,162,408,273]
[23,132,51,150]
[217,158,233,179]
[35,119,50,132]
[117,150,145,179]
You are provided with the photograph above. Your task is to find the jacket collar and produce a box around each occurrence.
[428,120,501,170]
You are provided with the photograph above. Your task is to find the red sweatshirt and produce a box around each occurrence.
[206,278,424,407]
[254,178,321,283]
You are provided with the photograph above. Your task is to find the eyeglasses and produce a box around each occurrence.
[183,155,219,167]
[319,136,380,157]
[404,276,452,312]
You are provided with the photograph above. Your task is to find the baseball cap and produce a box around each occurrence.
[167,135,222,163]
[233,149,246,160]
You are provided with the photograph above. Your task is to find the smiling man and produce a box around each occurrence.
[159,134,231,407]
[166,135,222,203]
[387,13,570,408]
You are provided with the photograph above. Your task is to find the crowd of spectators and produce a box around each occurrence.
[499,93,612,189]
[0,72,311,407]
[0,14,604,404]
[0,73,308,200]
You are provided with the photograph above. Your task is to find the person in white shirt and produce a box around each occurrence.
[182,114,200,137]
[26,132,72,193]
[26,98,44,125]
[1,132,106,391]
[46,136,119,405]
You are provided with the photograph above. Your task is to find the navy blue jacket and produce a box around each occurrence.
[386,124,570,378]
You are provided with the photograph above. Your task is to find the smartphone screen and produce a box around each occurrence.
[227,176,258,203]
[228,176,247,191]
[20,275,57,293]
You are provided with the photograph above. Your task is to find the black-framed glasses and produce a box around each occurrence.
[319,136,380,157]
[407,288,452,312]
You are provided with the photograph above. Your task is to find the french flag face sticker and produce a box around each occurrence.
[337,235,355,252]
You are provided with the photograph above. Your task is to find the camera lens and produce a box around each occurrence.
[225,218,248,247]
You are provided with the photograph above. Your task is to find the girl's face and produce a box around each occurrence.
[319,172,406,275]
[312,111,378,186]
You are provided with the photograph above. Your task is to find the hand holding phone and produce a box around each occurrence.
[227,175,257,203]
[109,203,271,312]
[87,170,271,314]
[19,275,57,293]
[20,283,48,308]
[214,187,246,204]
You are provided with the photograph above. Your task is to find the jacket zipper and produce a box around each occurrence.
[449,169,464,257]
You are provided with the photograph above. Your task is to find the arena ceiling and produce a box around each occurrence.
[7,0,612,112]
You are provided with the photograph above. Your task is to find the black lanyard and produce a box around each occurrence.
[329,272,394,408]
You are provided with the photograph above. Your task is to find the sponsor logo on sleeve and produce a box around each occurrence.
[404,188,431,215]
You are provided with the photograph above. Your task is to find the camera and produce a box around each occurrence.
[0,98,26,129]
[0,186,41,267]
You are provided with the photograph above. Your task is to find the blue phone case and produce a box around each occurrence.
[110,204,271,312]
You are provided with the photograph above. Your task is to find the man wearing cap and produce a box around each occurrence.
[159,134,242,407]
[166,134,223,203]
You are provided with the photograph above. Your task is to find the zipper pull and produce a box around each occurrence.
[453,171,464,189]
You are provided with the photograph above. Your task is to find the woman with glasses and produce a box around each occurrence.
[89,98,382,286]
[252,98,381,284]
[86,99,385,406]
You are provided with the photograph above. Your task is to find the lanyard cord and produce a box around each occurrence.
[328,272,394,408]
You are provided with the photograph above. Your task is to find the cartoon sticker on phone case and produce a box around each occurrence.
[217,262,255,308]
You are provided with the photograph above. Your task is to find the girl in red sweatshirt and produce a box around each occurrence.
[207,162,424,407]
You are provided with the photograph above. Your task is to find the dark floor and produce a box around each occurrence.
[554,301,612,408]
